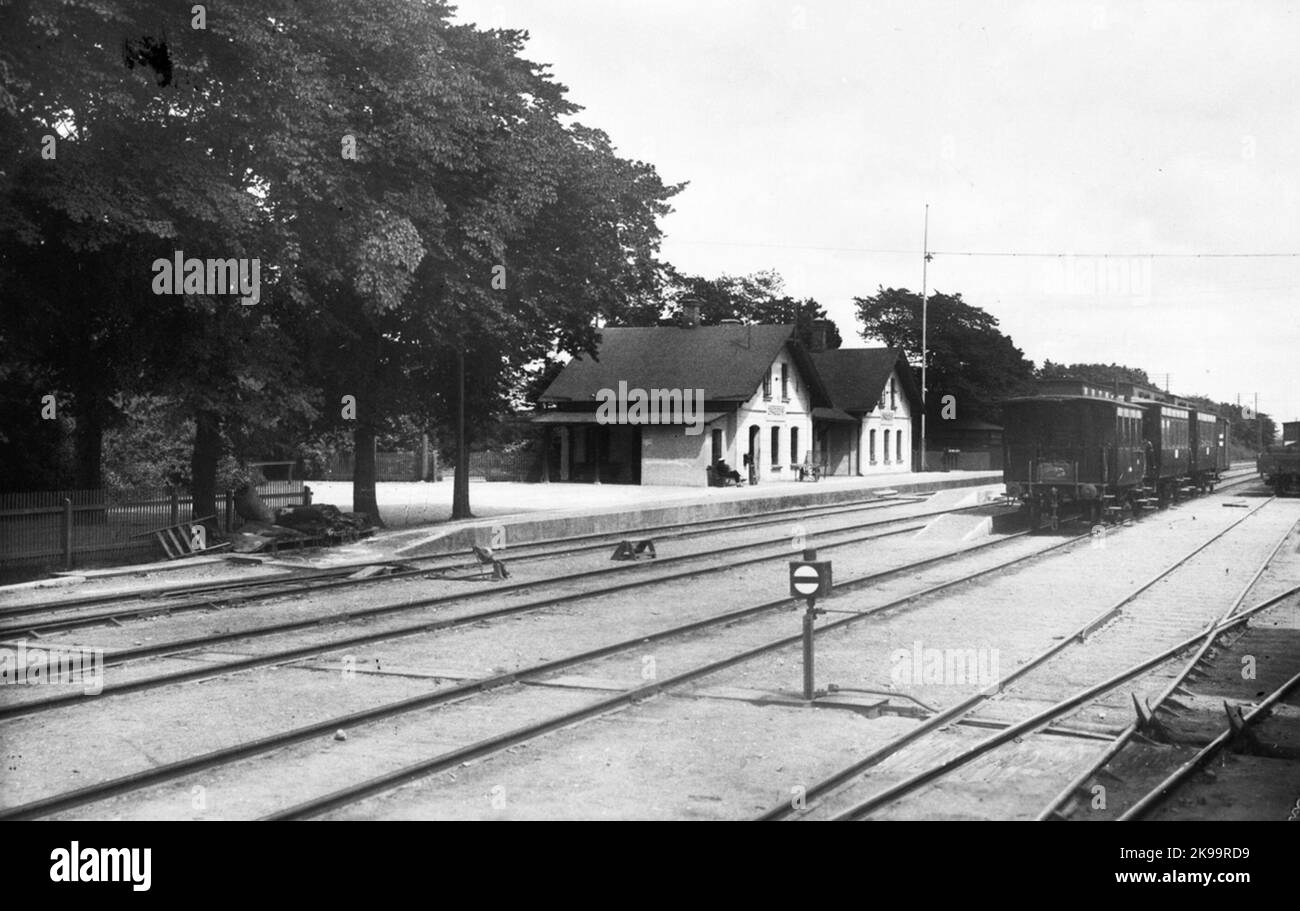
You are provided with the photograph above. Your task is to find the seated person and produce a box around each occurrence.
[714,458,743,485]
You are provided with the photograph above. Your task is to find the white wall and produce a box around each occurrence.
[733,348,814,484]
[576,346,820,486]
[641,425,712,486]
[859,367,913,474]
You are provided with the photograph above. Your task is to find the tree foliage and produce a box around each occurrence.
[613,268,843,348]
[1,0,680,527]
[854,287,1036,423]
[1037,361,1152,387]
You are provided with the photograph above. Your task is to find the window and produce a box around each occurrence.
[771,427,780,467]
[869,429,877,463]
[791,427,799,464]
[897,428,903,463]
[781,364,789,401]
[878,387,886,410]
[763,372,771,399]
[883,429,891,463]
[889,377,897,411]
[712,428,723,465]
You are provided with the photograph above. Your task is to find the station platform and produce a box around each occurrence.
[0,470,1003,598]
[321,469,1004,563]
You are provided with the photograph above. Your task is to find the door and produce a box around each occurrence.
[748,425,760,484]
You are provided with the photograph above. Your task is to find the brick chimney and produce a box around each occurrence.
[809,319,830,351]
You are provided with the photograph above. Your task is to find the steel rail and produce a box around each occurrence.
[755,492,1277,820]
[1,515,1084,819]
[0,494,948,637]
[0,491,933,620]
[1034,518,1299,820]
[5,468,1254,631]
[0,489,1013,664]
[828,582,1300,821]
[2,478,1261,818]
[261,530,1097,820]
[0,509,991,720]
[1118,669,1300,820]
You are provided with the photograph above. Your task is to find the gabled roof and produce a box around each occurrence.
[540,324,812,404]
[810,347,920,414]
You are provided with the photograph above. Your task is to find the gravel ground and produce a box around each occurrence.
[6,480,1289,820]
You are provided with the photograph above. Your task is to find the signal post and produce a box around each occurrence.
[789,548,832,700]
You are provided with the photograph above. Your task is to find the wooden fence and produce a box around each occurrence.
[314,451,438,482]
[0,481,308,576]
[464,449,541,482]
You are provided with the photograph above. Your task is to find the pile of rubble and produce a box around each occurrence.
[229,485,374,554]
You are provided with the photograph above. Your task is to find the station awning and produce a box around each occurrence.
[811,406,858,424]
[530,411,727,425]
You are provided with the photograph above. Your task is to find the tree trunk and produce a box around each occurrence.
[452,430,472,518]
[452,348,473,519]
[191,409,221,526]
[72,405,104,491]
[353,423,383,527]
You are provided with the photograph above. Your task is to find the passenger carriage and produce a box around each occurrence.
[1002,395,1147,527]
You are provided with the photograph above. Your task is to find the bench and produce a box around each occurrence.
[795,451,821,482]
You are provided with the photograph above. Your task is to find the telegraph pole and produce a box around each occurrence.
[920,204,930,471]
[452,345,473,519]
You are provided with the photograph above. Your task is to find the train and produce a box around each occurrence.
[1256,421,1300,496]
[1001,379,1230,527]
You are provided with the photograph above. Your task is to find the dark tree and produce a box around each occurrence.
[854,287,1036,424]
[1038,361,1153,387]
[618,269,843,348]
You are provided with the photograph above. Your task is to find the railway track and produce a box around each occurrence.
[0,491,942,634]
[6,466,1255,629]
[1117,669,1300,820]
[1,469,1256,644]
[2,499,1082,819]
[1039,523,1300,821]
[755,495,1297,821]
[264,483,1280,820]
[0,492,1023,720]
[0,471,1268,820]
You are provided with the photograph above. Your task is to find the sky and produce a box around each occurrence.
[452,0,1300,423]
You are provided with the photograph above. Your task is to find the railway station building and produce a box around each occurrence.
[532,319,921,486]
